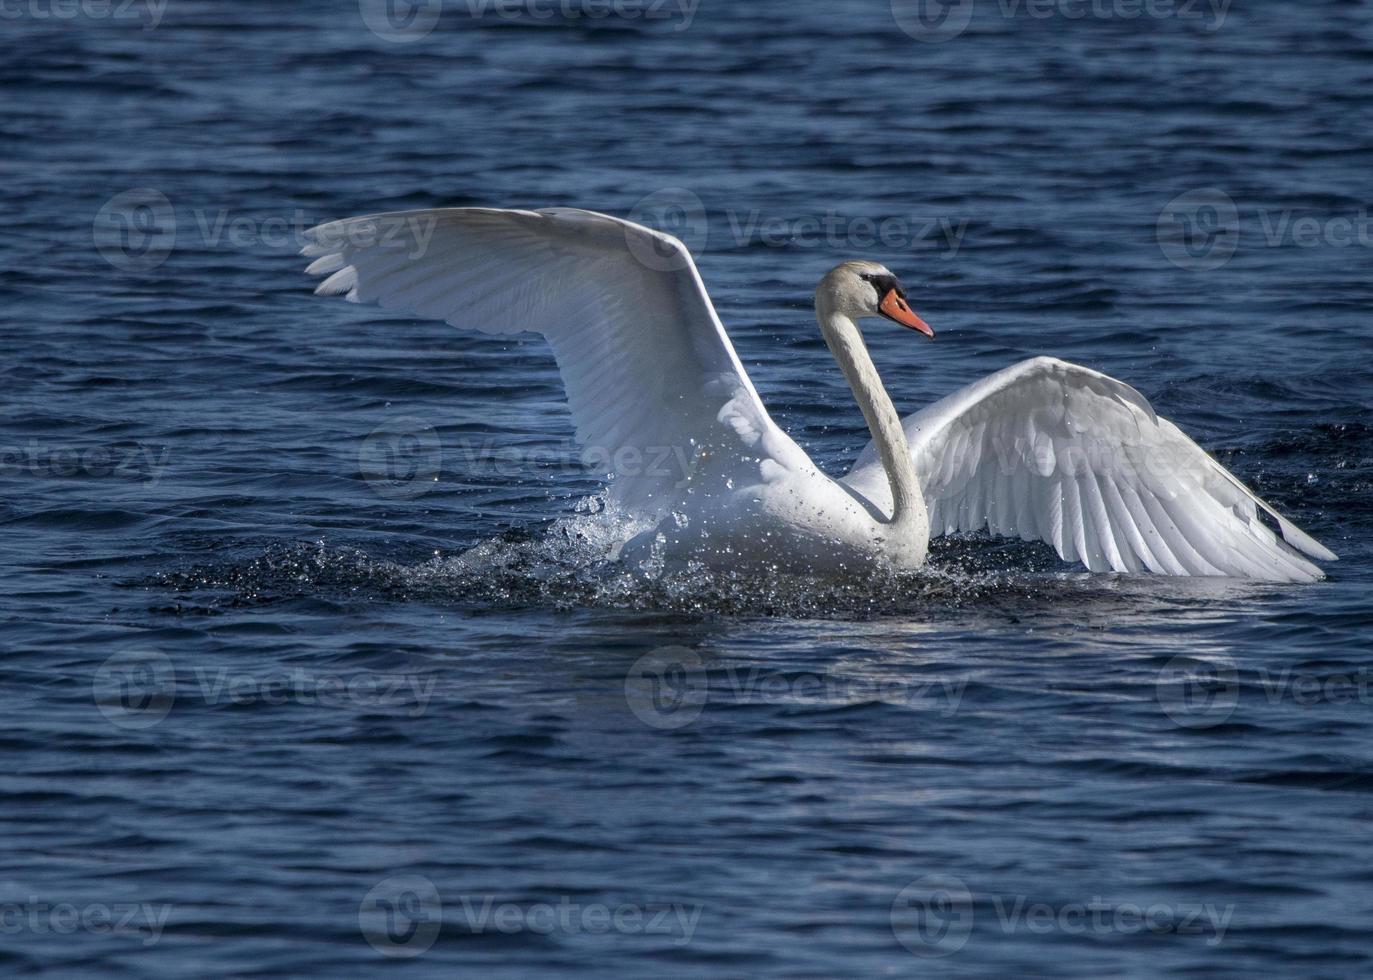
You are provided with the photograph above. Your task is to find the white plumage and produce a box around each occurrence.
[842,357,1335,581]
[303,206,1335,583]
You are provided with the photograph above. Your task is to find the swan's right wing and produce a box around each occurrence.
[844,356,1336,582]
[302,207,784,511]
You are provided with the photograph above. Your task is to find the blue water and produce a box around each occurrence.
[3,0,1372,975]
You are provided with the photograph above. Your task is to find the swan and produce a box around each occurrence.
[301,206,1336,583]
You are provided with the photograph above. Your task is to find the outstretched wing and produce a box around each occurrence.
[302,207,783,511]
[843,357,1336,582]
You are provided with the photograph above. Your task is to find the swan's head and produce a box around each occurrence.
[817,261,934,338]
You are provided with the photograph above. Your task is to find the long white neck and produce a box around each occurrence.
[815,301,928,556]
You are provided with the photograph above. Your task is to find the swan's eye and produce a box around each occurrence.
[860,272,900,305]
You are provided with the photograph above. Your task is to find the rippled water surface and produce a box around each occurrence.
[3,0,1373,975]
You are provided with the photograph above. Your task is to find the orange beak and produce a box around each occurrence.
[879,289,934,338]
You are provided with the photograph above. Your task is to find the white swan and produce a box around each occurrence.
[302,207,1336,583]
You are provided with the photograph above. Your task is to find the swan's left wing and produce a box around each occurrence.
[843,356,1336,582]
[302,207,789,513]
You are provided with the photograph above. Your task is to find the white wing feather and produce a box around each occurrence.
[844,356,1336,582]
[302,207,783,511]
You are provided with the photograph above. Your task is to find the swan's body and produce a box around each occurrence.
[303,207,1336,583]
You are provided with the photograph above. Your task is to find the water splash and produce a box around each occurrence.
[136,506,1267,621]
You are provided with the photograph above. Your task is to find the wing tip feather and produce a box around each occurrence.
[1279,522,1338,563]
[315,266,358,296]
[305,253,346,276]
